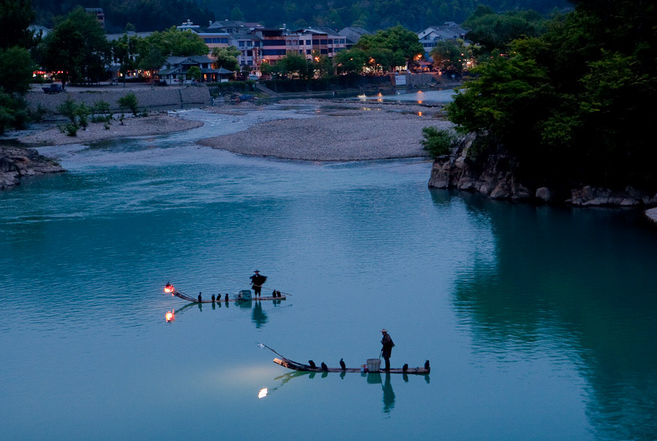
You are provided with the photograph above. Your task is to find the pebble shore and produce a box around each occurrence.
[199,99,453,161]
[11,99,453,162]
[14,113,204,146]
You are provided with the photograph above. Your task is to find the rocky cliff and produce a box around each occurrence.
[428,133,657,208]
[0,146,65,190]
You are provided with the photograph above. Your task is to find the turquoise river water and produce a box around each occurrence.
[1,105,657,441]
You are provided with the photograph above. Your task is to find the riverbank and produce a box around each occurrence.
[12,113,204,147]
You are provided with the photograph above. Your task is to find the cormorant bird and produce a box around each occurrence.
[198,292,202,302]
[403,364,408,373]
[308,360,316,369]
[339,358,346,370]
[211,294,215,302]
[225,293,229,302]
[424,360,431,372]
[321,362,328,372]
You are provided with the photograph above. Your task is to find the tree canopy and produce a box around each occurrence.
[447,1,657,191]
[31,0,569,32]
[0,0,35,49]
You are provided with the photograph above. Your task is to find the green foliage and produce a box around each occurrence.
[58,122,78,136]
[211,46,240,72]
[429,40,470,75]
[0,89,29,133]
[333,48,367,75]
[276,53,312,79]
[447,2,657,190]
[356,25,424,67]
[0,46,35,94]
[0,0,35,49]
[118,92,139,116]
[30,0,569,34]
[112,34,139,81]
[37,7,111,86]
[421,127,456,159]
[91,100,112,122]
[56,98,92,133]
[463,8,547,60]
[186,65,202,81]
[57,98,78,124]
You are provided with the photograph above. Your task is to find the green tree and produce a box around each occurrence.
[63,7,111,83]
[0,89,28,133]
[230,7,244,21]
[211,46,240,72]
[333,48,367,75]
[0,0,35,49]
[356,25,424,68]
[429,40,470,76]
[312,52,334,78]
[186,65,201,81]
[137,27,208,73]
[0,46,34,94]
[112,34,140,86]
[276,53,311,79]
[421,127,456,159]
[463,8,546,59]
[118,92,139,116]
[39,20,85,87]
[448,1,657,190]
[39,7,110,85]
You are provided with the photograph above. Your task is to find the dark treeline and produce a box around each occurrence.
[447,0,657,192]
[31,0,569,32]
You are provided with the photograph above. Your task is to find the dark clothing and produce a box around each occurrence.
[381,333,394,371]
[250,273,267,296]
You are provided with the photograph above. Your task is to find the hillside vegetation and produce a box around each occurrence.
[31,0,569,32]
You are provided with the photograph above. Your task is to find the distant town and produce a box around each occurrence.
[29,8,468,85]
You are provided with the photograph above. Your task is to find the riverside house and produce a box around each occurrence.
[156,56,232,84]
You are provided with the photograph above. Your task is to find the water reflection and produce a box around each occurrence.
[162,298,287,328]
[261,369,430,415]
[367,373,396,414]
[449,193,657,440]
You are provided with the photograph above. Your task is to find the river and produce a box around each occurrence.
[1,105,656,441]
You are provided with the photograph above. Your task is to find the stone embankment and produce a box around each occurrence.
[26,85,211,113]
[429,132,657,208]
[0,146,64,190]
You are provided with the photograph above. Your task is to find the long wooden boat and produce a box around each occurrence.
[164,283,286,303]
[260,344,430,375]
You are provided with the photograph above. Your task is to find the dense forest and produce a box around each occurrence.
[446,0,657,192]
[31,0,569,32]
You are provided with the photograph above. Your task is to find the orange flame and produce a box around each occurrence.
[164,283,174,293]
[165,309,175,322]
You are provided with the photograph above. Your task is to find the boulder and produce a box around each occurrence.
[0,146,65,190]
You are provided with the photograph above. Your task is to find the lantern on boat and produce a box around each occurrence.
[164,283,174,294]
[165,309,175,322]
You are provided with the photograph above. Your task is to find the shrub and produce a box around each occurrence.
[420,127,456,159]
[118,92,139,116]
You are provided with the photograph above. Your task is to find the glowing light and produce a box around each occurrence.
[258,388,268,399]
[165,309,175,322]
[418,111,423,116]
[164,283,174,293]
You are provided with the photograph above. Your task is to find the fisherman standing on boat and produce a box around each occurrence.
[381,329,395,371]
[250,270,267,298]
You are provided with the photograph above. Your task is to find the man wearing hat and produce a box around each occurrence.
[380,329,395,371]
[250,270,267,298]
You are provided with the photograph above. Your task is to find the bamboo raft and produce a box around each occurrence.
[260,344,430,375]
[165,284,286,303]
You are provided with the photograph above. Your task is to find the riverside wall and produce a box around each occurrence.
[26,86,212,114]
